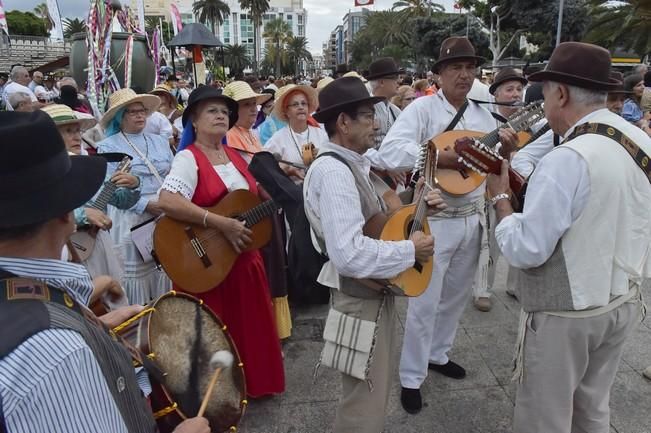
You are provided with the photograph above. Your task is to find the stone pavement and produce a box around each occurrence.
[238,259,651,433]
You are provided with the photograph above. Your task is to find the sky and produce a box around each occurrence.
[2,0,461,54]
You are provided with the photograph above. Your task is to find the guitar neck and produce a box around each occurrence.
[89,182,118,212]
[238,200,277,227]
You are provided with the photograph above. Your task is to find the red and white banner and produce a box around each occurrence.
[170,3,183,35]
[354,0,374,6]
[0,0,8,36]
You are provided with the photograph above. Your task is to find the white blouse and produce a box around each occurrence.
[265,125,329,166]
[161,149,249,199]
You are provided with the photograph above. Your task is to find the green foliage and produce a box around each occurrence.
[223,44,251,76]
[585,0,651,56]
[411,14,490,63]
[239,0,271,72]
[392,0,445,19]
[63,18,86,39]
[193,0,231,35]
[6,10,49,36]
[145,16,173,46]
[349,10,414,70]
[263,18,292,76]
[286,36,312,76]
[33,3,52,32]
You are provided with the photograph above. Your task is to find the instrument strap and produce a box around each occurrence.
[444,99,469,132]
[565,122,651,184]
[121,133,164,186]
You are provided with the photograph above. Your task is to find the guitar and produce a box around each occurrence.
[361,143,435,297]
[68,156,132,261]
[153,189,277,293]
[430,102,545,196]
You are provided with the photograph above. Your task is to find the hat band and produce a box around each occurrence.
[51,114,79,123]
[0,149,71,197]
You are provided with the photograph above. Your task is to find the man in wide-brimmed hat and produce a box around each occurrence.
[487,41,651,433]
[365,57,402,150]
[370,36,518,415]
[304,77,444,433]
[0,111,212,433]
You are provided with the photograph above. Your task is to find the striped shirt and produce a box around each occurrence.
[0,258,134,433]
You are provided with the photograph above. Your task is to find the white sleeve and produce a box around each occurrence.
[160,150,198,199]
[265,129,285,157]
[496,147,591,269]
[511,129,555,179]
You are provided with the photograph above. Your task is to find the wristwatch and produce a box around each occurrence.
[489,192,510,207]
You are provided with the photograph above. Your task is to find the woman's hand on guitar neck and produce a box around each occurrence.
[111,172,139,189]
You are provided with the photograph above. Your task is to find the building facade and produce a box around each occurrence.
[323,9,368,71]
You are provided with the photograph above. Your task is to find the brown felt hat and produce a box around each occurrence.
[528,42,620,91]
[366,57,401,80]
[432,37,485,73]
[313,77,384,123]
[489,68,528,95]
[608,71,633,95]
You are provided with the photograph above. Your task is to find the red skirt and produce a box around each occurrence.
[175,250,285,397]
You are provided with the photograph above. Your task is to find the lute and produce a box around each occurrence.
[68,156,132,261]
[153,189,277,293]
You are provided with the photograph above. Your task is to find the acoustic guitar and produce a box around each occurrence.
[361,143,435,297]
[431,102,545,196]
[68,156,132,261]
[153,189,277,293]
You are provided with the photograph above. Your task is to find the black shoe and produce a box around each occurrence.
[428,360,466,379]
[400,387,422,414]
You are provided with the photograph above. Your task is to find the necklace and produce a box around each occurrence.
[197,140,228,164]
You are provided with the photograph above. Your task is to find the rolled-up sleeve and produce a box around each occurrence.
[496,148,590,269]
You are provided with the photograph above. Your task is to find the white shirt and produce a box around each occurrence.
[3,81,37,110]
[511,126,555,179]
[144,111,174,141]
[304,142,415,285]
[373,100,401,149]
[367,91,497,207]
[161,149,249,199]
[265,125,329,166]
[468,78,492,102]
[494,111,616,269]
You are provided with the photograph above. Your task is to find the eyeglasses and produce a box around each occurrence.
[124,108,149,117]
[287,101,309,108]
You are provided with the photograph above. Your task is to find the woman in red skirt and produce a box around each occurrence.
[158,86,284,398]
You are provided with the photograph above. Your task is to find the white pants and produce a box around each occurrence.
[399,214,481,389]
[472,205,499,299]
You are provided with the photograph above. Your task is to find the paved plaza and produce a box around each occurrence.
[238,259,651,433]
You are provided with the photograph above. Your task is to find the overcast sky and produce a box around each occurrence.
[2,0,460,54]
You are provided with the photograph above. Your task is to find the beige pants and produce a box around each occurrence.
[514,302,640,433]
[332,292,396,433]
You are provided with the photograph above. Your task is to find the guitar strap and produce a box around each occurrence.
[565,122,651,184]
[444,100,469,132]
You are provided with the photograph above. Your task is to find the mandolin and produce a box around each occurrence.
[301,142,318,166]
[153,189,277,293]
[68,156,132,261]
[431,102,545,196]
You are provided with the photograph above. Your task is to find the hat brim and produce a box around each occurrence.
[100,94,161,127]
[489,77,529,95]
[182,94,239,129]
[273,85,318,122]
[0,155,107,227]
[366,70,401,80]
[528,70,621,91]
[52,116,97,130]
[313,96,385,123]
[432,55,486,73]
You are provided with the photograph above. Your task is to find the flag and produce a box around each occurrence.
[0,0,8,36]
[170,3,183,36]
[46,0,64,40]
[354,0,374,5]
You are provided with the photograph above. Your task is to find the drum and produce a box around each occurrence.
[114,291,247,432]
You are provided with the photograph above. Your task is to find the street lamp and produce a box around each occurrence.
[556,0,565,47]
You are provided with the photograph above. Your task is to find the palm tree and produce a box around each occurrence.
[239,0,270,74]
[63,18,86,39]
[391,0,445,19]
[193,0,231,36]
[584,0,651,56]
[33,2,52,32]
[286,36,312,76]
[263,17,292,77]
[224,44,251,76]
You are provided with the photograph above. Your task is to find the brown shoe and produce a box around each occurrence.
[474,296,492,312]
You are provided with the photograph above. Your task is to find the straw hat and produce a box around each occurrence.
[343,71,368,83]
[223,81,272,105]
[41,104,97,130]
[272,84,318,122]
[100,88,160,127]
[316,77,334,91]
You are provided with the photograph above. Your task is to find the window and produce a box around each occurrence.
[298,25,304,36]
[298,14,303,24]
[287,14,292,20]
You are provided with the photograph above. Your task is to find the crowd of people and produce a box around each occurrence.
[0,37,650,433]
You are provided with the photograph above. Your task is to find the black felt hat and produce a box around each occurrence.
[313,77,384,123]
[366,57,401,80]
[182,85,239,128]
[0,111,107,228]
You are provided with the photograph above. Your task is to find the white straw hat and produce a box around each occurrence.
[100,88,160,127]
[272,84,318,122]
[41,104,97,130]
[316,77,334,91]
[223,81,272,105]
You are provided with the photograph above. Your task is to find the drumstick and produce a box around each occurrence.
[197,350,234,417]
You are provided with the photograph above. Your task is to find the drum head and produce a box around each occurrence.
[149,293,245,432]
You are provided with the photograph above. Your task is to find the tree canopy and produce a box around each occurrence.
[6,10,49,37]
